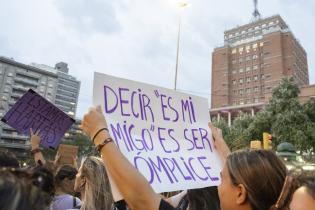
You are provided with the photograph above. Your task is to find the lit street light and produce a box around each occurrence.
[174,1,189,91]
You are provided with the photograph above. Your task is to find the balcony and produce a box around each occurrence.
[14,77,38,87]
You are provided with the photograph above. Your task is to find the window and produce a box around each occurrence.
[254,86,259,92]
[239,57,244,63]
[232,48,237,54]
[261,74,265,79]
[232,70,237,74]
[246,88,251,93]
[254,98,259,103]
[240,100,244,105]
[246,77,251,82]
[264,52,271,56]
[252,55,258,60]
[239,68,244,73]
[253,65,258,70]
[8,73,13,77]
[232,80,236,85]
[269,21,274,25]
[233,90,237,94]
[239,89,244,95]
[239,78,244,84]
[254,75,258,81]
[246,99,251,104]
[246,66,251,72]
[246,56,251,61]
[262,24,267,28]
[232,59,237,64]
[239,47,244,54]
[252,43,258,49]
[260,42,264,47]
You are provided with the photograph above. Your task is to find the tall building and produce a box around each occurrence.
[210,15,309,125]
[0,57,81,159]
[31,62,80,117]
[0,57,58,158]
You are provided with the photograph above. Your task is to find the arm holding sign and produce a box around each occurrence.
[30,129,46,165]
[208,123,231,163]
[80,106,162,210]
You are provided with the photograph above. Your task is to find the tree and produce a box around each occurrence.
[304,98,315,123]
[213,114,254,151]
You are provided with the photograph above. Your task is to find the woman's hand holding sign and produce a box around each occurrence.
[208,123,230,163]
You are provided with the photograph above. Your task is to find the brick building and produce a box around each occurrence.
[210,15,310,126]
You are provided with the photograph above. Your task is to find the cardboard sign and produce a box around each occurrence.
[93,72,222,193]
[1,89,75,149]
[57,144,78,165]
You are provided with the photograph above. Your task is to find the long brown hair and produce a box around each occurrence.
[80,156,113,210]
[226,149,289,210]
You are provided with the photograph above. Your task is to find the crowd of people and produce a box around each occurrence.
[0,106,315,210]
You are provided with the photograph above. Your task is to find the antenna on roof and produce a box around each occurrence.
[252,0,261,21]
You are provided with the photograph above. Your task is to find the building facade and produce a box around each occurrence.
[0,57,58,158]
[210,15,309,126]
[0,57,81,159]
[31,62,81,117]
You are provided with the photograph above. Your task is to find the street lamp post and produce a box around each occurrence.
[174,2,188,91]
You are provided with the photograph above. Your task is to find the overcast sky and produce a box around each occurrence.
[1,0,314,118]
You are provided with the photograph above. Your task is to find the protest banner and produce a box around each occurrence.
[1,89,75,149]
[57,144,79,165]
[93,72,222,193]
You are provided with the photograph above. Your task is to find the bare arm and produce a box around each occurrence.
[30,128,46,165]
[80,106,161,210]
[208,123,231,163]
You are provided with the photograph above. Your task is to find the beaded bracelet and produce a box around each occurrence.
[96,137,113,152]
[92,127,109,143]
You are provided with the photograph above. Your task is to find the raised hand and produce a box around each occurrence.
[208,123,231,161]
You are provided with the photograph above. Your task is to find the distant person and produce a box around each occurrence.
[51,165,81,210]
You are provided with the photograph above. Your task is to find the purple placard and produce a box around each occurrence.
[1,89,75,149]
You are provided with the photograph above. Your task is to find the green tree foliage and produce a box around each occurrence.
[213,77,315,154]
[304,98,315,123]
[266,78,313,152]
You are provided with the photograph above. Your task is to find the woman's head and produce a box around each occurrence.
[218,149,288,210]
[55,165,77,195]
[74,156,113,210]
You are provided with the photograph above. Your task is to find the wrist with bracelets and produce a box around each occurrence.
[92,127,113,152]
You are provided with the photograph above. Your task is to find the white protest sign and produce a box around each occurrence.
[93,72,222,193]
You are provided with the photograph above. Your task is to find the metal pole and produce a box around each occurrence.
[174,12,182,91]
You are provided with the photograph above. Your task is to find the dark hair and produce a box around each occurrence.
[32,166,55,198]
[186,187,220,210]
[55,165,77,186]
[0,170,51,210]
[0,150,19,168]
[227,149,288,210]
